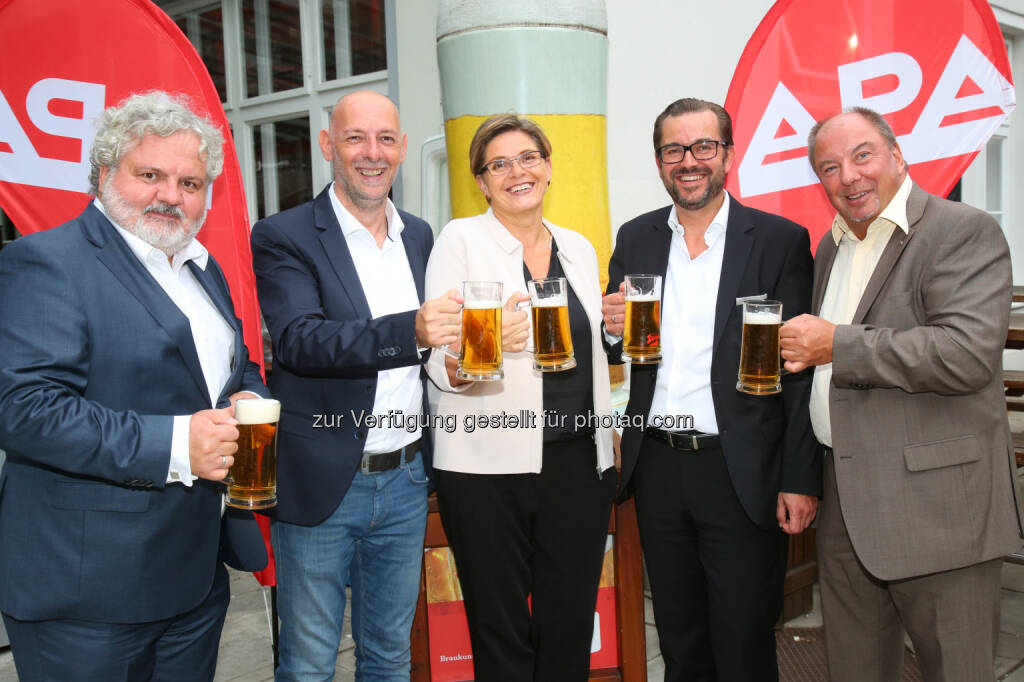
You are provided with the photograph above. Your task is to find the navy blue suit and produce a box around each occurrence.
[0,204,268,677]
[250,186,434,678]
[606,197,819,681]
[250,186,433,526]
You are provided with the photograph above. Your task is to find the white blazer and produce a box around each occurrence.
[425,209,615,476]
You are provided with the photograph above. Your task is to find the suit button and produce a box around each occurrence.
[365,385,373,393]
[355,431,365,441]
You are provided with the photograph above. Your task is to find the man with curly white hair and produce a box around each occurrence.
[0,91,269,680]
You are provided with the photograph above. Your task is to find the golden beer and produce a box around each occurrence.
[737,308,782,395]
[623,296,661,364]
[227,398,280,509]
[458,303,503,380]
[531,303,575,371]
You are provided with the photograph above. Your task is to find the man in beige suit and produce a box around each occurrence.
[780,107,1024,682]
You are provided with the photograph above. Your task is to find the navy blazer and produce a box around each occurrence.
[250,186,433,527]
[0,204,269,623]
[606,197,821,529]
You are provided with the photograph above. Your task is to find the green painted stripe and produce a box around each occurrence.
[437,27,607,119]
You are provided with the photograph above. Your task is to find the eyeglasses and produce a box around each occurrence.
[657,140,728,164]
[481,150,546,176]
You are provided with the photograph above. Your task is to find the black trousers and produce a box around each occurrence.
[435,437,616,682]
[634,436,787,682]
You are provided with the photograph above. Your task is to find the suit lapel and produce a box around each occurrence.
[188,260,244,402]
[83,205,210,402]
[188,260,238,333]
[314,189,373,319]
[649,215,673,296]
[713,198,754,350]
[813,237,838,315]
[401,218,427,304]
[849,184,922,323]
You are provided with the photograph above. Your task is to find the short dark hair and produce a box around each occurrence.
[807,106,898,169]
[469,114,552,177]
[653,98,734,150]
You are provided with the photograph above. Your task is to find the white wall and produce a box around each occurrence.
[394,0,444,222]
[605,0,775,232]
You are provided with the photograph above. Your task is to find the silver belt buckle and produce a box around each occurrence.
[665,431,699,450]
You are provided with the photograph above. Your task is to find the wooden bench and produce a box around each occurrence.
[1005,369,1024,397]
[1012,431,1024,469]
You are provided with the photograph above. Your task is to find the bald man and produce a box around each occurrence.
[251,91,460,680]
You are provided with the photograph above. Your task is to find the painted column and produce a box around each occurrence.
[436,0,611,284]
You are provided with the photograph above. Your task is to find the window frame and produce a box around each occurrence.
[156,0,398,221]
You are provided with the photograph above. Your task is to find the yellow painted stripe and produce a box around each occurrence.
[444,113,612,290]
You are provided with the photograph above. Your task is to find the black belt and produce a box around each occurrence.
[361,438,420,474]
[645,428,721,451]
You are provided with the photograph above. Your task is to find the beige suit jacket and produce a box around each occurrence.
[815,183,1024,581]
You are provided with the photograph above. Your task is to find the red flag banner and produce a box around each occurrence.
[724,0,1015,247]
[0,0,275,585]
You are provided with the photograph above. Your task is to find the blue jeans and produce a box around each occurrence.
[273,451,429,682]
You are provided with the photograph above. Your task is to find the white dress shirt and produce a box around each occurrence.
[326,184,422,453]
[810,175,913,446]
[95,199,237,486]
[648,193,731,434]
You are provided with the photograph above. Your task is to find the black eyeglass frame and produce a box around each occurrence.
[656,139,729,164]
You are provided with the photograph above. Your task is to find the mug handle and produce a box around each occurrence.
[515,299,536,354]
[440,301,465,358]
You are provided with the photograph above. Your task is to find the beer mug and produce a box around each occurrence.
[455,281,504,381]
[736,300,783,395]
[527,277,576,372]
[622,274,662,364]
[227,398,280,509]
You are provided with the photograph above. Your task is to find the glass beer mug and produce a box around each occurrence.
[621,274,662,364]
[227,398,280,509]
[526,277,576,372]
[454,281,504,381]
[736,300,783,395]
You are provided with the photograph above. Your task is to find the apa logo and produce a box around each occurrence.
[0,79,106,194]
[723,0,1014,246]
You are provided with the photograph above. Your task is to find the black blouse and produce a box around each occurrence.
[523,241,595,443]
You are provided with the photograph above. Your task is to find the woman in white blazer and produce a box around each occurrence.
[425,114,616,681]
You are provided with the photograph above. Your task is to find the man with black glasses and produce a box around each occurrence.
[601,98,821,681]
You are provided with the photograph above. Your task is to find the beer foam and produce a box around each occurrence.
[744,310,781,325]
[626,293,659,302]
[533,295,568,307]
[236,398,281,424]
[463,300,502,309]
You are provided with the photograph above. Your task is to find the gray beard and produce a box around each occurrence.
[101,176,204,255]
